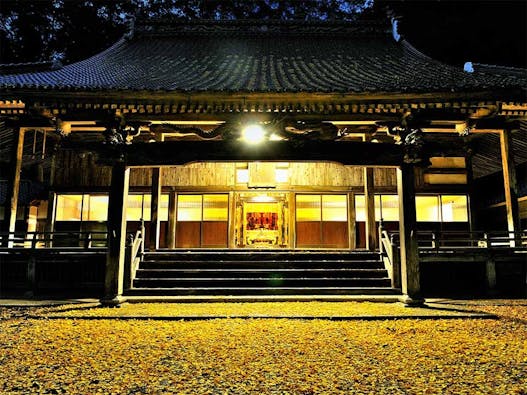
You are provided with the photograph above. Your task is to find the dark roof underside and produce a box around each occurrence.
[0,20,525,93]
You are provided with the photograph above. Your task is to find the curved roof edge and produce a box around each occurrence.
[471,63,527,79]
[0,61,62,75]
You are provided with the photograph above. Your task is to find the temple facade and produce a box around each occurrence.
[1,17,526,303]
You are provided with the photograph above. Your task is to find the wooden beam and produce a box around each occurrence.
[149,167,162,250]
[3,127,25,247]
[119,141,404,166]
[364,167,377,250]
[14,87,518,105]
[397,164,423,305]
[500,129,521,246]
[101,162,129,306]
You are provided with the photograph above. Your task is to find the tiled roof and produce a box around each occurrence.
[0,19,525,93]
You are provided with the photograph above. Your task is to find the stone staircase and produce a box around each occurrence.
[126,250,397,296]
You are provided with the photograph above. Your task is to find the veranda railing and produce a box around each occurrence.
[378,229,527,289]
[381,230,527,251]
[0,231,109,249]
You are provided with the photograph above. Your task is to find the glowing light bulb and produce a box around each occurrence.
[242,124,266,144]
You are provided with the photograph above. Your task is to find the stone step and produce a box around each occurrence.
[135,268,389,278]
[142,251,381,262]
[126,287,399,296]
[133,277,391,288]
[139,260,385,270]
[129,251,392,296]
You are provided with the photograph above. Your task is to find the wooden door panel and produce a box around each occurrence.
[322,221,348,248]
[202,221,228,247]
[296,221,322,247]
[176,221,201,248]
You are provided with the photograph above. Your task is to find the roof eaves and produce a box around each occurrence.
[472,62,527,79]
[0,60,63,75]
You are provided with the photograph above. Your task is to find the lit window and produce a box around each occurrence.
[297,195,347,222]
[159,194,169,221]
[126,195,144,221]
[441,195,468,222]
[322,195,347,221]
[56,195,83,221]
[126,194,169,221]
[296,195,321,221]
[203,194,228,221]
[83,195,108,221]
[177,195,202,221]
[380,195,399,221]
[142,195,151,221]
[354,194,467,223]
[416,196,440,222]
[354,195,382,222]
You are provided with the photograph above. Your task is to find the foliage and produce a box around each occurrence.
[0,302,526,394]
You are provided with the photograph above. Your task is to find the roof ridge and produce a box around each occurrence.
[132,17,391,38]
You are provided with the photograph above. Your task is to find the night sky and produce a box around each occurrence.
[389,0,526,68]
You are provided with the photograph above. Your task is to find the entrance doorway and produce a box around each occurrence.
[235,193,288,248]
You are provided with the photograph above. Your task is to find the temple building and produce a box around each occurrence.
[0,16,526,304]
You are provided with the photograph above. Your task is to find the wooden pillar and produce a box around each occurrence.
[3,127,25,247]
[44,192,56,247]
[149,167,162,250]
[485,256,497,295]
[397,164,423,305]
[464,153,476,231]
[348,192,356,250]
[167,190,177,249]
[228,191,236,248]
[499,130,520,246]
[289,192,296,249]
[101,161,129,306]
[364,167,377,250]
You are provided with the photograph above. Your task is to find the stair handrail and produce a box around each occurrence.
[379,223,401,289]
[125,228,144,290]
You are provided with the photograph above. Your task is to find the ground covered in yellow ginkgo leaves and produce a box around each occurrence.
[0,301,526,394]
[36,301,488,319]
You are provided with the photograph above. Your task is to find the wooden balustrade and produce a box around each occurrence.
[381,230,526,252]
[0,231,108,250]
